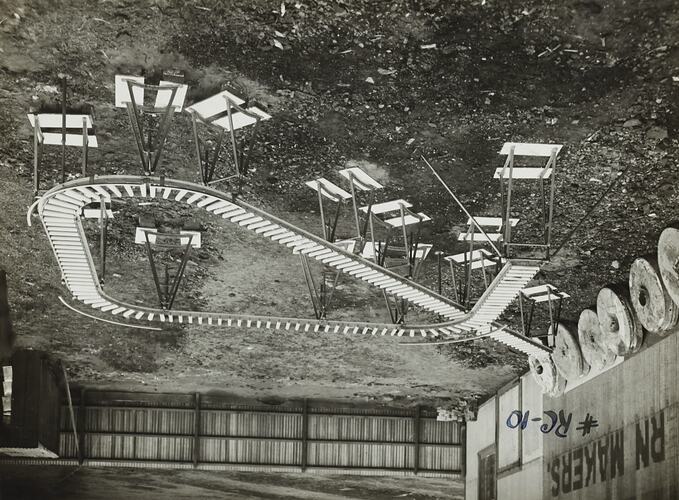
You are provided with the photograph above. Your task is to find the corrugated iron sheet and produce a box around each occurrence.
[58,395,461,473]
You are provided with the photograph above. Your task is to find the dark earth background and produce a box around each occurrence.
[0,0,677,497]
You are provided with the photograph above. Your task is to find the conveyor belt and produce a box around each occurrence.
[30,176,550,356]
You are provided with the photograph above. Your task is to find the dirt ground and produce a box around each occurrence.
[1,0,678,417]
[0,466,463,500]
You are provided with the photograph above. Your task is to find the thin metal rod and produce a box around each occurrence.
[552,159,636,258]
[421,156,502,258]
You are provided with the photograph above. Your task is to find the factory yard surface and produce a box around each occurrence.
[0,0,678,418]
[0,465,463,500]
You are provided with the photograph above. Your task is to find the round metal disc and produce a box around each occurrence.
[630,256,678,335]
[577,308,615,371]
[597,285,643,356]
[529,354,565,396]
[551,321,590,381]
[658,226,679,308]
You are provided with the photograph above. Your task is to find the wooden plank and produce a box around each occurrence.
[28,114,94,129]
[114,75,144,108]
[338,167,384,190]
[78,387,87,464]
[211,107,271,131]
[304,178,352,201]
[414,405,421,474]
[184,90,245,119]
[193,392,200,467]
[301,398,309,471]
[359,199,412,214]
[384,213,431,227]
[498,142,563,157]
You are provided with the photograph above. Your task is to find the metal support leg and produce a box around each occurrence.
[546,149,558,259]
[300,254,322,319]
[348,179,361,240]
[519,293,526,335]
[435,251,443,295]
[328,200,342,243]
[61,77,67,184]
[317,188,327,241]
[150,91,178,173]
[190,113,206,183]
[33,122,41,194]
[504,146,515,254]
[226,99,240,177]
[449,260,459,303]
[82,117,88,177]
[99,196,107,284]
[167,235,194,309]
[382,290,396,323]
[526,299,536,339]
[144,231,166,308]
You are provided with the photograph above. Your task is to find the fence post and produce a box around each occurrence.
[301,398,309,472]
[193,392,201,468]
[413,405,421,474]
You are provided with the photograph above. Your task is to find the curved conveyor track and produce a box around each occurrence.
[30,176,550,357]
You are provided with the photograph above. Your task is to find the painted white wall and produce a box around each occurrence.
[498,457,543,500]
[465,372,545,500]
[498,384,520,469]
[465,397,497,500]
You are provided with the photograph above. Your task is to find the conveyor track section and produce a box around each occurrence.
[32,176,550,355]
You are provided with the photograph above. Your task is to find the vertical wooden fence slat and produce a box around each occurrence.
[413,404,421,474]
[60,392,462,474]
[193,392,201,467]
[461,422,467,476]
[301,398,308,471]
[78,388,87,464]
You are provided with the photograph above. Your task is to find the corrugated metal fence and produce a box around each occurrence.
[57,390,462,477]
